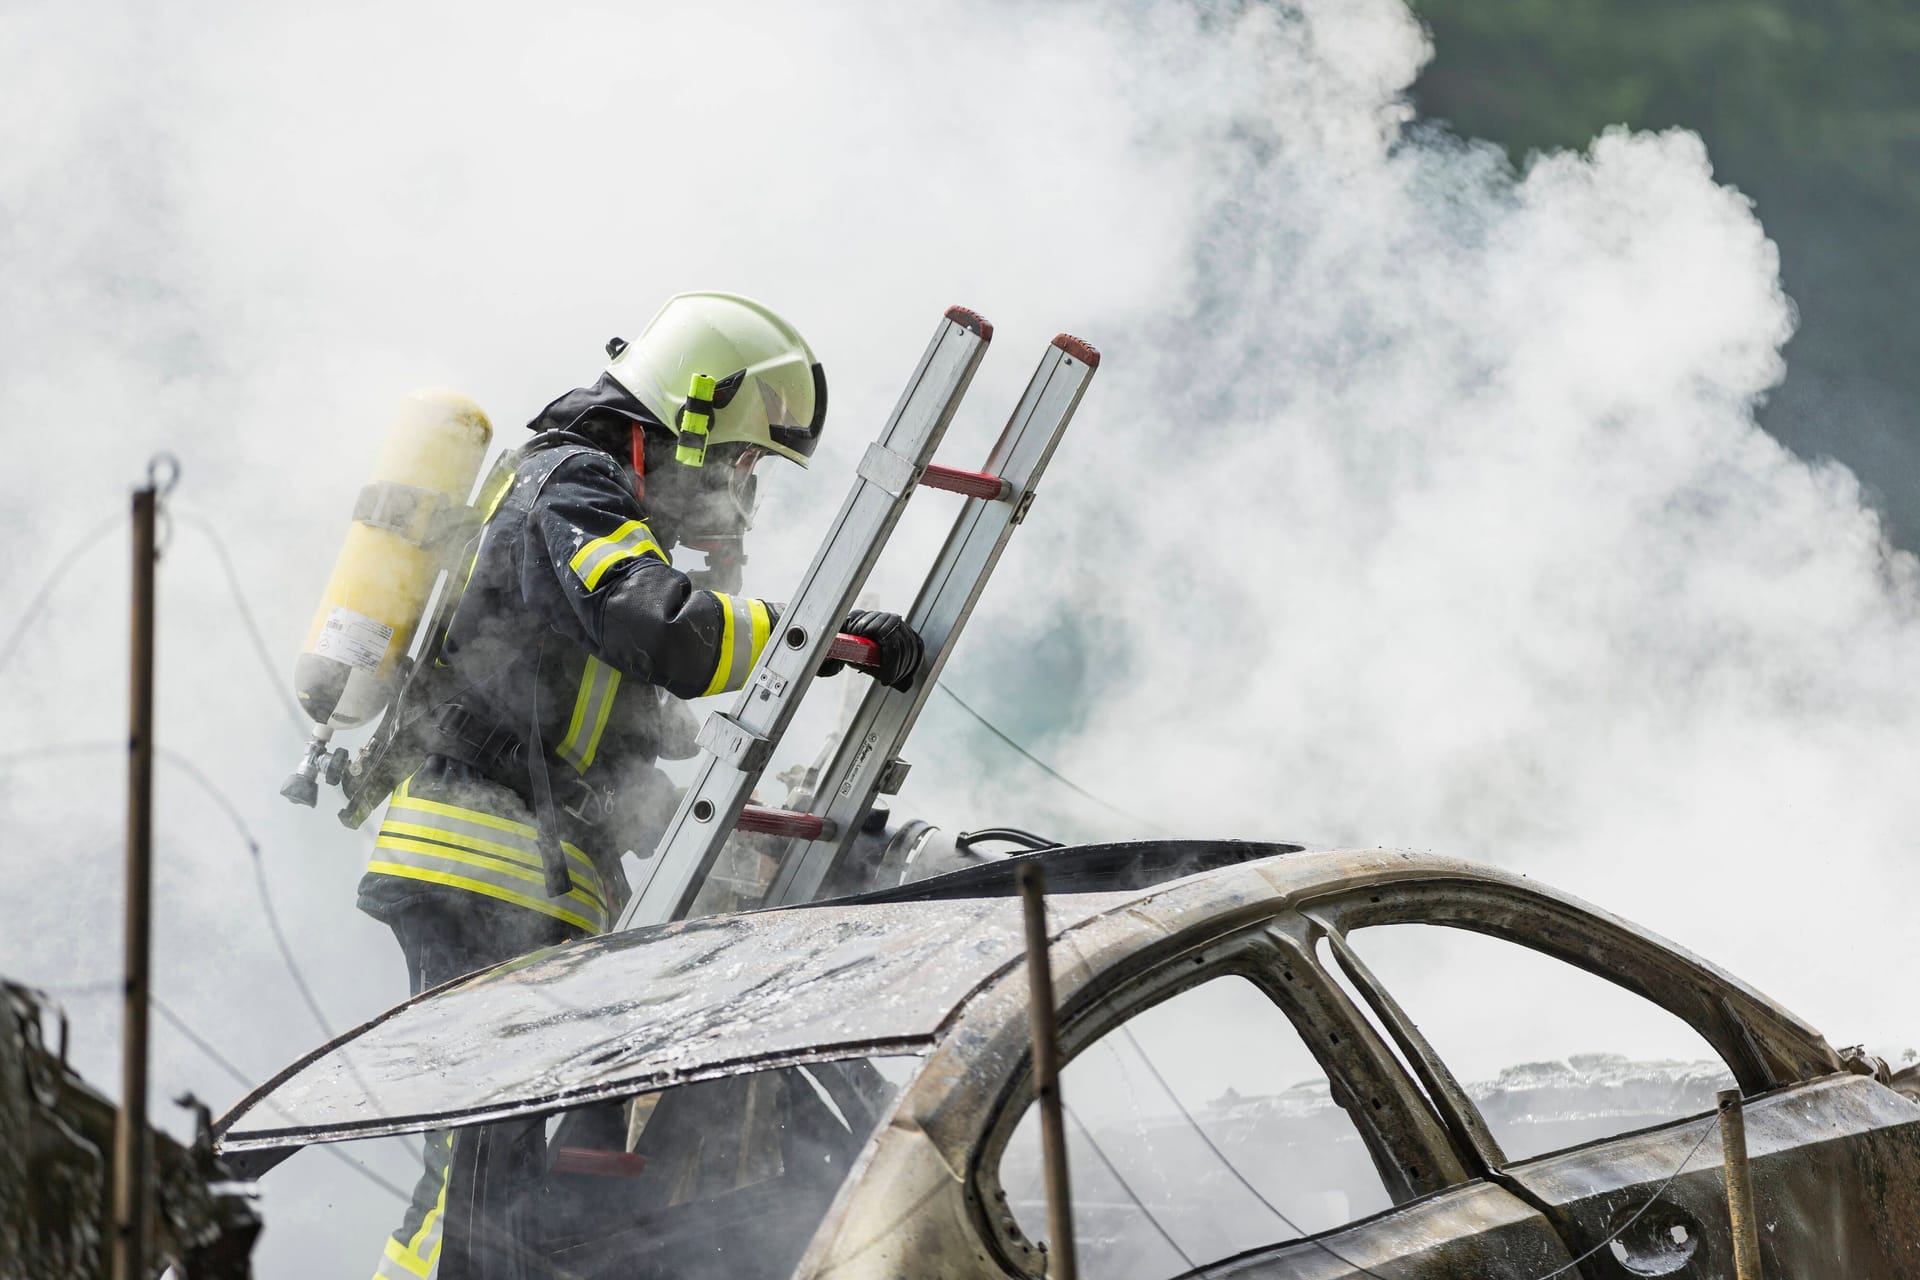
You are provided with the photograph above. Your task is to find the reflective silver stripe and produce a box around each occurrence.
[722,593,756,691]
[374,1245,425,1280]
[556,656,621,774]
[385,794,601,881]
[568,519,666,591]
[701,592,761,697]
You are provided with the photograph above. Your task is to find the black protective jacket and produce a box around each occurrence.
[356,379,777,937]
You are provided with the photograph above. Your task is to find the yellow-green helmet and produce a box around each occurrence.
[605,291,826,469]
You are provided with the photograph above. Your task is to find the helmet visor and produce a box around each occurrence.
[764,363,826,460]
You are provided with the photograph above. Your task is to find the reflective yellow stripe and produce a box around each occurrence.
[556,656,621,774]
[433,461,516,669]
[568,519,666,591]
[406,1133,451,1273]
[377,820,602,887]
[378,1237,429,1279]
[375,1132,451,1278]
[700,594,772,697]
[370,778,612,930]
[374,836,607,917]
[701,592,739,697]
[388,789,586,855]
[366,860,605,934]
[475,465,515,521]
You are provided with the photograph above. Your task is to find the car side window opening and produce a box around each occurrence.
[468,1056,919,1280]
[999,974,1395,1280]
[1347,924,1735,1163]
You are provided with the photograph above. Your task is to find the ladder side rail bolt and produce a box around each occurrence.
[616,307,993,930]
[768,334,1099,907]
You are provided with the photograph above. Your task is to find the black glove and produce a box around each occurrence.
[819,610,924,691]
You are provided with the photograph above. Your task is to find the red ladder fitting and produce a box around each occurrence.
[734,806,833,840]
[921,464,1012,501]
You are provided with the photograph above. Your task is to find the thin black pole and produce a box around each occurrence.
[1017,861,1077,1280]
[113,483,157,1280]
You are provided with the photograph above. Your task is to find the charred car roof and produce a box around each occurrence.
[215,842,1826,1159]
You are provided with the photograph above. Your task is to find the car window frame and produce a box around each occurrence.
[1299,875,1835,1173]
[970,917,1471,1278]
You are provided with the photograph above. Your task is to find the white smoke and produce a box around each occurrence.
[4,0,1917,1273]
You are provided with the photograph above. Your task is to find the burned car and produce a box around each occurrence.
[216,844,1920,1278]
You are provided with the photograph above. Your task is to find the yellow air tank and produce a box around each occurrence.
[293,389,493,731]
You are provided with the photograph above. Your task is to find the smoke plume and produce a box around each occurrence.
[3,1,1916,1273]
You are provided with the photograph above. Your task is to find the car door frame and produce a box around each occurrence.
[968,913,1584,1279]
[1298,874,1920,1279]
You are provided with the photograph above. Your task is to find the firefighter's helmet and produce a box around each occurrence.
[605,292,826,470]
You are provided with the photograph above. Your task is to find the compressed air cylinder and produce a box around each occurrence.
[293,389,493,729]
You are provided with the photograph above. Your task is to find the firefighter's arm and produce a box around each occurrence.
[531,455,776,699]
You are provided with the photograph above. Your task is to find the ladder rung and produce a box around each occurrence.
[827,633,882,668]
[735,806,836,840]
[922,464,1012,502]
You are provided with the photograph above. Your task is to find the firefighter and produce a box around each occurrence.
[363,292,922,1280]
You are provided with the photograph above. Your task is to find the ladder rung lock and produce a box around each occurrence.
[857,442,919,498]
[694,714,773,771]
[921,465,1013,502]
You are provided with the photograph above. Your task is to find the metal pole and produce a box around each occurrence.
[1017,862,1076,1280]
[113,483,157,1280]
[1717,1089,1766,1280]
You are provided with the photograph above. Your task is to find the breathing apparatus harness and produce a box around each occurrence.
[341,369,746,901]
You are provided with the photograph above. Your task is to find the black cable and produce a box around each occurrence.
[151,745,428,1166]
[0,741,419,1156]
[149,996,413,1202]
[153,747,337,1041]
[956,826,1062,854]
[24,977,411,1202]
[932,681,1171,833]
[174,510,309,735]
[37,978,121,998]
[1109,1015,1394,1279]
[1053,917,1730,1280]
[0,513,123,681]
[1058,1099,1199,1271]
[1521,1115,1723,1280]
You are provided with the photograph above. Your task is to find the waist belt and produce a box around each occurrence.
[423,703,615,831]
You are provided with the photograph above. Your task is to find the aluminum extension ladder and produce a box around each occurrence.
[615,307,1099,929]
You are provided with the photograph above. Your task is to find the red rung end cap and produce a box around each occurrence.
[828,633,882,666]
[922,463,1012,501]
[946,306,994,340]
[1052,333,1100,368]
[735,806,828,840]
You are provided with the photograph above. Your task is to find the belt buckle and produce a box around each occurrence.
[560,777,604,825]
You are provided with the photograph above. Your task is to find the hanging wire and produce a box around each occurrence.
[173,509,309,735]
[0,513,124,681]
[1045,916,1727,1280]
[932,681,1170,833]
[24,974,410,1202]
[149,995,412,1202]
[154,746,337,1041]
[0,740,419,1158]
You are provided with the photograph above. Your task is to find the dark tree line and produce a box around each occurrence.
[1414,0,1920,545]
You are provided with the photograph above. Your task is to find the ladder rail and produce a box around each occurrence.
[765,334,1099,907]
[615,307,993,930]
